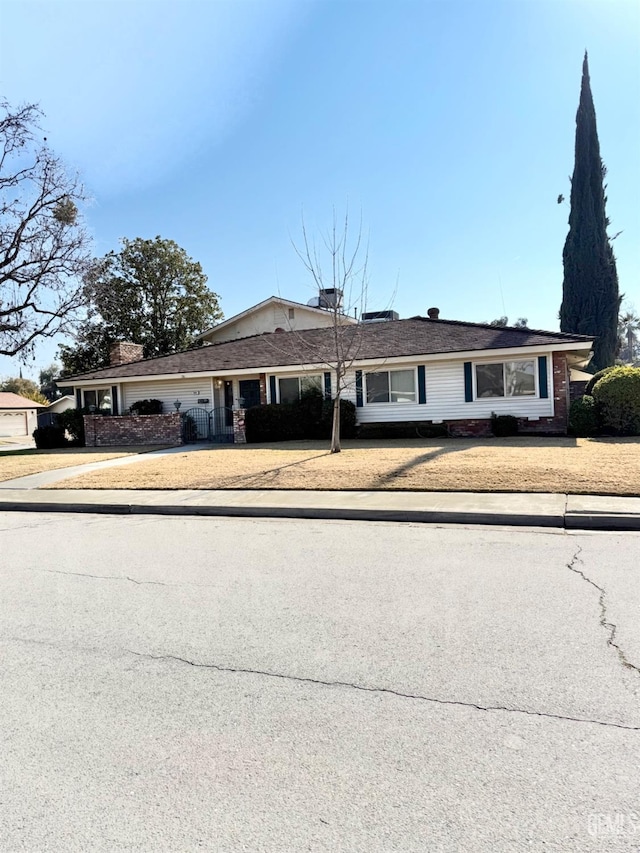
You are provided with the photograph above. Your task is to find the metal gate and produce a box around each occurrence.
[210,407,234,443]
[181,407,234,443]
[182,407,210,442]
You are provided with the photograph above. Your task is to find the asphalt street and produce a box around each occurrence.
[0,513,639,852]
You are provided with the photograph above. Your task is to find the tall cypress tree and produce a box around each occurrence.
[560,52,620,371]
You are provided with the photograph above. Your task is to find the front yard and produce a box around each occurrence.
[43,437,640,495]
[0,447,165,482]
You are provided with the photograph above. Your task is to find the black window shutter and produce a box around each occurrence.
[464,362,473,402]
[355,371,363,407]
[538,356,549,398]
[417,365,426,404]
[111,386,119,416]
[269,375,277,404]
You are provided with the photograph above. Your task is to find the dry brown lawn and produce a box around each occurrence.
[0,447,165,482]
[44,437,640,495]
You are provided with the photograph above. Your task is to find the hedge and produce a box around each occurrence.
[33,425,67,449]
[129,399,163,415]
[591,366,640,435]
[568,395,599,437]
[245,391,357,443]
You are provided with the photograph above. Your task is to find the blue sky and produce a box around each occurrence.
[1,0,639,380]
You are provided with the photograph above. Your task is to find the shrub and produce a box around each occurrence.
[490,413,518,437]
[568,395,599,437]
[245,396,358,443]
[55,407,86,446]
[591,366,640,435]
[585,366,616,395]
[33,425,67,449]
[129,399,163,415]
[181,414,198,442]
[245,403,294,443]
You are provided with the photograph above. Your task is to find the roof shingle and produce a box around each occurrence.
[66,317,594,382]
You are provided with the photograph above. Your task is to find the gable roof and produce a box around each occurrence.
[0,392,46,409]
[67,317,594,383]
[197,295,357,340]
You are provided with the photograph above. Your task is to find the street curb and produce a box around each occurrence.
[0,498,582,529]
[564,513,640,531]
[1,499,638,530]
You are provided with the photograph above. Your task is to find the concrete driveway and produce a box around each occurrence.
[0,514,638,852]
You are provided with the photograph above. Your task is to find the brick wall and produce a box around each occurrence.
[259,373,267,405]
[233,408,247,444]
[84,413,183,447]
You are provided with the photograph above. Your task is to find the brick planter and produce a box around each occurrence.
[84,413,183,447]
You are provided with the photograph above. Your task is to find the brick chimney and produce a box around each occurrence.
[427,307,440,320]
[109,341,144,366]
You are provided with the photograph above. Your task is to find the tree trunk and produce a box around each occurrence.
[330,392,341,453]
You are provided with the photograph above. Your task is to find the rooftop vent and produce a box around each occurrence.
[361,310,400,323]
[307,288,343,310]
[427,307,440,320]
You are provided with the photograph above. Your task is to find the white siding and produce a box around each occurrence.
[122,378,214,413]
[203,303,347,344]
[349,356,554,423]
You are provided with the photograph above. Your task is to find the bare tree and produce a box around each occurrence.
[292,209,371,453]
[0,99,91,358]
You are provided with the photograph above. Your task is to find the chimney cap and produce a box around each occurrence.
[427,307,440,320]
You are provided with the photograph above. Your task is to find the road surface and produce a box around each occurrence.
[1,512,639,852]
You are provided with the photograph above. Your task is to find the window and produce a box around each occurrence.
[475,360,536,398]
[288,307,295,320]
[278,374,322,404]
[366,369,416,404]
[83,388,112,412]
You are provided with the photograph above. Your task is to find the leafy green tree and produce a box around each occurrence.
[59,236,223,375]
[0,99,91,358]
[38,362,72,401]
[0,376,48,405]
[559,53,620,372]
[487,317,528,328]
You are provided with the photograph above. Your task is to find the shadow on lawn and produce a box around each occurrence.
[220,452,331,489]
[376,444,470,485]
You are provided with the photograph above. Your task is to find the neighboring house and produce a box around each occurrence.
[0,393,45,438]
[67,309,593,445]
[197,295,357,345]
[37,395,76,428]
[47,395,76,415]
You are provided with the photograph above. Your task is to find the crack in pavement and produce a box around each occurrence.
[566,546,640,677]
[35,567,223,590]
[40,568,169,587]
[126,649,640,732]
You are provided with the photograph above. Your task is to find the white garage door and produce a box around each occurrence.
[0,411,27,437]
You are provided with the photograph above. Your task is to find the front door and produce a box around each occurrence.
[238,379,261,409]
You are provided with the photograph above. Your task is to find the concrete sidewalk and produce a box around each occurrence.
[0,443,210,489]
[0,486,639,531]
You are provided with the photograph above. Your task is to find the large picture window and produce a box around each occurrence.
[475,360,536,398]
[83,388,112,412]
[278,375,322,404]
[366,369,416,404]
